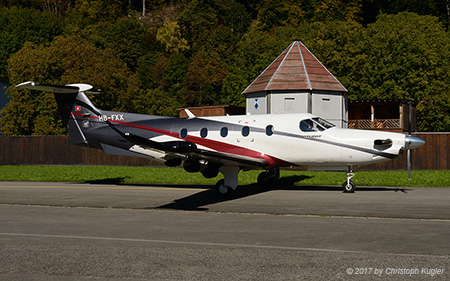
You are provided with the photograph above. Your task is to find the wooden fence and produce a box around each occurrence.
[0,133,448,170]
[0,136,161,166]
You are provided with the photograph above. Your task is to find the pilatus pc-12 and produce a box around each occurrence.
[16,81,425,195]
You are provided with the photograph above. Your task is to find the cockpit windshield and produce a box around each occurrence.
[300,117,335,132]
[312,117,335,129]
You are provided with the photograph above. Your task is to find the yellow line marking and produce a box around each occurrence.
[0,185,208,191]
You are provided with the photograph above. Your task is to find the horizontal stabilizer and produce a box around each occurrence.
[16,81,96,94]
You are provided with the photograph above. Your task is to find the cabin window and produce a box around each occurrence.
[180,128,188,139]
[220,127,228,138]
[266,125,274,136]
[242,126,250,137]
[200,128,208,138]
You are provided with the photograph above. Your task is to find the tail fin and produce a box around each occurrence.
[16,81,100,146]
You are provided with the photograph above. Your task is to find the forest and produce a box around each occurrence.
[1,0,450,135]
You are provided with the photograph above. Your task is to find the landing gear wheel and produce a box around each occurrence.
[257,172,271,187]
[215,179,234,197]
[257,167,280,188]
[342,180,356,193]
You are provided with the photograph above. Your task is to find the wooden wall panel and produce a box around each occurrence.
[0,133,447,170]
[0,136,162,166]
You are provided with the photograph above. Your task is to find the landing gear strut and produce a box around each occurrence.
[342,171,356,193]
[214,165,239,197]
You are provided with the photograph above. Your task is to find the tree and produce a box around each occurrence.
[1,35,139,135]
[156,21,190,54]
[84,17,151,71]
[177,0,250,52]
[310,0,363,22]
[0,6,62,82]
[39,0,71,17]
[348,12,450,131]
[257,0,305,31]
[222,26,295,105]
[182,48,227,106]
[130,88,181,117]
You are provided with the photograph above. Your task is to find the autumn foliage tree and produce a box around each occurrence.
[1,35,139,135]
[2,0,450,134]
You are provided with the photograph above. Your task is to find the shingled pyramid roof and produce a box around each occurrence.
[242,41,348,95]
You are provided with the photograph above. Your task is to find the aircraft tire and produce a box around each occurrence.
[257,167,279,187]
[257,172,271,187]
[215,179,234,197]
[342,180,356,193]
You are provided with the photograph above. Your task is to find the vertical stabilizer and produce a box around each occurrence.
[16,81,100,146]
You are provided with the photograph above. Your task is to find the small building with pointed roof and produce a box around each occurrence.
[242,40,348,127]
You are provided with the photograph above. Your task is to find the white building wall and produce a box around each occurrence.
[245,92,267,114]
[311,92,346,127]
[268,91,309,114]
[245,90,347,128]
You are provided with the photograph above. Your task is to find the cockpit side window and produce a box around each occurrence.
[300,119,326,132]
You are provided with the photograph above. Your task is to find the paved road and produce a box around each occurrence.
[0,182,449,280]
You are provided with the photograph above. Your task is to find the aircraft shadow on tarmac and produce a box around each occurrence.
[154,175,412,211]
[83,175,411,211]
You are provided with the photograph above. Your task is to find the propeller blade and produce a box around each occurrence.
[404,135,425,182]
[407,148,411,182]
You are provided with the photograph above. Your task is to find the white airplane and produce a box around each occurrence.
[16,81,425,195]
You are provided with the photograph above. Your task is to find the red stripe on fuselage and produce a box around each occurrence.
[82,114,289,167]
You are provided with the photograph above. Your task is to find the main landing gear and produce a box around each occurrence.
[257,167,280,188]
[342,171,356,193]
[215,165,239,197]
[214,166,280,197]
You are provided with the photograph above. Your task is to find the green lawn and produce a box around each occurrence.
[0,165,449,187]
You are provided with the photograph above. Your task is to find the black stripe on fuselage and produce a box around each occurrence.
[75,110,399,161]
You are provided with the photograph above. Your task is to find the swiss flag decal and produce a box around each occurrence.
[75,106,81,111]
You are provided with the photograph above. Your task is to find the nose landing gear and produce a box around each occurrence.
[342,171,356,193]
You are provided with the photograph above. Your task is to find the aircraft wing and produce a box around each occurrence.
[103,130,270,169]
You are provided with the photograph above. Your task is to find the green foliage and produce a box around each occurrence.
[82,17,151,71]
[222,26,294,105]
[1,1,450,135]
[182,48,228,106]
[0,6,62,81]
[1,36,139,135]
[257,0,305,31]
[310,0,363,22]
[349,12,450,131]
[72,0,127,22]
[130,88,181,117]
[156,21,190,54]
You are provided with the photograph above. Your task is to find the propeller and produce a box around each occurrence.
[407,101,412,182]
[404,101,425,181]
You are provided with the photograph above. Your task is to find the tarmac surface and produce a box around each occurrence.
[0,181,449,280]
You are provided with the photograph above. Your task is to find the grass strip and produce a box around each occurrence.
[0,165,449,187]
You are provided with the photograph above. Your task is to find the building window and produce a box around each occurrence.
[220,127,228,138]
[242,126,250,137]
[266,125,274,136]
[200,128,208,138]
[180,128,188,139]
